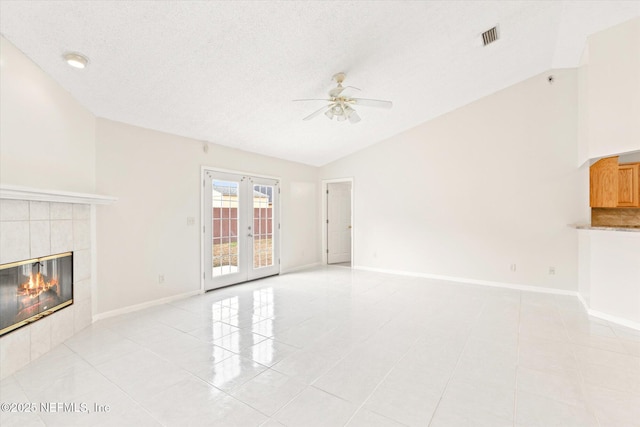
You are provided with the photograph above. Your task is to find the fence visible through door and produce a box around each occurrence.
[204,170,280,290]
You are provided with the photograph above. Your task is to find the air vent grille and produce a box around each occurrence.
[482,26,499,46]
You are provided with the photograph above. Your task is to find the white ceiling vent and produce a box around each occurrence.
[482,26,499,46]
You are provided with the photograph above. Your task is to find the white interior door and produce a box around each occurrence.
[327,182,352,264]
[204,170,279,291]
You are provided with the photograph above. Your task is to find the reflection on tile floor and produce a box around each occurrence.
[1,266,639,426]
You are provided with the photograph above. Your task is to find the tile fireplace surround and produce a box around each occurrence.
[0,186,115,379]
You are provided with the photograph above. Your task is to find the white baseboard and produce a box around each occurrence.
[586,309,640,331]
[353,265,578,296]
[93,263,321,322]
[576,292,640,331]
[281,262,321,274]
[92,289,203,322]
[354,265,640,331]
[576,292,589,310]
[91,266,640,332]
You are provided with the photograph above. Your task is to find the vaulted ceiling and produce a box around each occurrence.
[1,1,638,166]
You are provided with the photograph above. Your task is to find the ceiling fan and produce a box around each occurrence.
[294,72,392,124]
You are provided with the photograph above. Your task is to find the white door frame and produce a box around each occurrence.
[201,166,281,292]
[321,177,354,266]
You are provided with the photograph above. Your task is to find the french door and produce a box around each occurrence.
[204,170,280,291]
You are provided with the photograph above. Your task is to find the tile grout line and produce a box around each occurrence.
[93,322,287,425]
[267,315,399,425]
[60,342,169,427]
[341,336,419,427]
[6,267,639,426]
[65,313,267,425]
[426,299,489,427]
[513,291,522,427]
[267,337,359,424]
[229,366,307,422]
[556,296,603,427]
[11,371,47,426]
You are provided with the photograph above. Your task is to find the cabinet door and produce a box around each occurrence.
[618,163,640,207]
[590,156,619,207]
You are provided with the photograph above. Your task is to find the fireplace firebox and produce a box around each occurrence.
[0,252,73,336]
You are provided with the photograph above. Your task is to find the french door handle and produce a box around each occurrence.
[248,233,253,237]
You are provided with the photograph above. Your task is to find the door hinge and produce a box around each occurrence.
[326,249,329,254]
[326,189,329,194]
[326,219,329,224]
[278,187,281,194]
[278,223,281,230]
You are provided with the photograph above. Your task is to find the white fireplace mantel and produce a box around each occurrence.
[0,184,117,205]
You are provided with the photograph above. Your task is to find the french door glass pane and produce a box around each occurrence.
[253,184,274,269]
[212,180,239,277]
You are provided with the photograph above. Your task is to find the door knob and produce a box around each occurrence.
[348,225,352,229]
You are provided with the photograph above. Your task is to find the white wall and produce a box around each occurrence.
[321,69,584,292]
[0,37,95,193]
[95,119,319,315]
[578,230,640,327]
[577,45,589,166]
[619,151,640,163]
[0,36,98,376]
[585,18,640,160]
[575,18,640,328]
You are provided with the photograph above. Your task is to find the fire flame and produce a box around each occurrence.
[17,273,58,299]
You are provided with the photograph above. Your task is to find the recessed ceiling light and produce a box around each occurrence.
[63,52,89,69]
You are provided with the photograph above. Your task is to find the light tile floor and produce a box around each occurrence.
[1,266,639,427]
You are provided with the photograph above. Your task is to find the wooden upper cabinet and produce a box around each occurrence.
[590,156,640,208]
[590,156,619,207]
[617,163,640,207]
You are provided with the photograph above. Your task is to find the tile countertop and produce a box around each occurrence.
[573,224,640,232]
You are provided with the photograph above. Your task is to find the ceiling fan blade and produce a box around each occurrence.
[329,86,344,97]
[302,104,331,121]
[293,98,332,102]
[351,98,393,109]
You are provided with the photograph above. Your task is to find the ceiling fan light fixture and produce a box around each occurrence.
[343,105,355,118]
[294,72,392,123]
[63,52,89,69]
[348,111,361,124]
[324,109,334,120]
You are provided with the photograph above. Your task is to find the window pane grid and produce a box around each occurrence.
[212,180,239,276]
[253,185,274,269]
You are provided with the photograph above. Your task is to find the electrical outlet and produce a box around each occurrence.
[187,217,195,226]
[510,264,517,272]
[549,266,556,275]
[158,274,165,284]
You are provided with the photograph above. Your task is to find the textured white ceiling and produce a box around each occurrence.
[1,1,638,166]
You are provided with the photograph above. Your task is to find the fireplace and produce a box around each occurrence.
[0,252,73,336]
